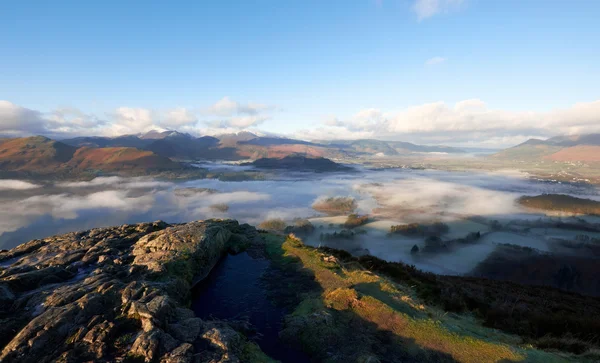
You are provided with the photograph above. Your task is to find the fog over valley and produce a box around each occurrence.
[3,2,600,360]
[3,165,599,278]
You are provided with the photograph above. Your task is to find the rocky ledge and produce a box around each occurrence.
[0,220,263,363]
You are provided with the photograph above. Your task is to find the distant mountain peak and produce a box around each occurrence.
[140,130,190,140]
[519,138,547,146]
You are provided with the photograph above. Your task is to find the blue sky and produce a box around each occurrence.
[1,0,599,147]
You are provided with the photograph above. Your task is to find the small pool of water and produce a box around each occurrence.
[191,252,309,363]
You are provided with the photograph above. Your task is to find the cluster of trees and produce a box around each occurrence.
[284,219,315,235]
[411,232,482,255]
[319,229,366,242]
[257,218,318,235]
[258,218,287,232]
[473,244,600,297]
[518,193,600,215]
[312,197,357,215]
[342,214,369,229]
[389,222,449,237]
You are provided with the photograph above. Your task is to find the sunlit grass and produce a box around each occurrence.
[263,232,580,362]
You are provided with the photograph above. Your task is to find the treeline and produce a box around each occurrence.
[389,222,449,237]
[343,214,369,228]
[518,194,600,215]
[312,197,357,215]
[319,229,367,242]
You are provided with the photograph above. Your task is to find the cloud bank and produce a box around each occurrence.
[0,180,41,191]
[2,97,600,147]
[296,99,600,147]
[0,97,274,138]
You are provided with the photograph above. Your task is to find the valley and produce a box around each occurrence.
[1,132,600,362]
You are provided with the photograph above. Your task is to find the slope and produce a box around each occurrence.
[0,136,187,178]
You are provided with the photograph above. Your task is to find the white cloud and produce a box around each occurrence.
[0,97,274,138]
[425,56,446,66]
[204,97,274,129]
[0,180,41,191]
[0,101,50,136]
[220,116,269,129]
[59,176,172,189]
[105,107,157,135]
[294,125,376,141]
[163,107,197,127]
[0,101,107,137]
[47,108,105,133]
[300,99,600,147]
[413,0,464,21]
[4,96,600,148]
[206,97,270,117]
[104,107,199,136]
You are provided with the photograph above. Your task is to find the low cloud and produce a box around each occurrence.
[0,97,274,138]
[4,96,600,147]
[0,101,56,136]
[361,178,521,217]
[297,99,600,147]
[206,97,271,117]
[105,107,199,136]
[164,108,198,127]
[0,180,41,191]
[59,176,173,190]
[204,97,274,129]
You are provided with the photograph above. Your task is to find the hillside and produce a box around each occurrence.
[144,134,236,160]
[66,147,184,172]
[216,131,260,147]
[0,136,78,171]
[0,221,596,362]
[544,145,600,162]
[320,139,465,156]
[0,136,187,178]
[493,133,600,162]
[245,155,353,172]
[491,143,563,160]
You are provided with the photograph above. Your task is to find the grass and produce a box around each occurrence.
[239,341,278,363]
[262,233,583,362]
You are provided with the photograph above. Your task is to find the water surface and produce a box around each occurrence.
[191,252,309,363]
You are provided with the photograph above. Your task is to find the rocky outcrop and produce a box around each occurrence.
[0,219,263,363]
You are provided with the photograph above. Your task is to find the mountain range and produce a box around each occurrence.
[61,130,468,160]
[0,131,468,179]
[1,131,598,179]
[62,129,600,164]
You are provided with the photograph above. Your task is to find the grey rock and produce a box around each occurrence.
[0,220,259,363]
